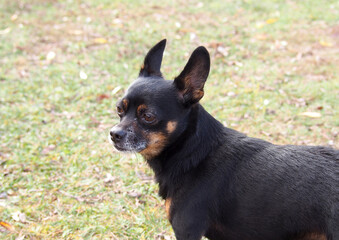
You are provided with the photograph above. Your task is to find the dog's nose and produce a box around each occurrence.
[110,128,126,142]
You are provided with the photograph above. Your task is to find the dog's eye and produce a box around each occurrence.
[117,106,124,116]
[142,112,156,123]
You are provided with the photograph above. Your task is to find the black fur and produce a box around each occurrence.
[110,40,339,240]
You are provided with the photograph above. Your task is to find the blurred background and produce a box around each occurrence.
[0,0,338,239]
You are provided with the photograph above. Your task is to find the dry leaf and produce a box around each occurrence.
[70,29,83,35]
[16,235,25,240]
[112,86,122,95]
[104,173,115,183]
[79,71,87,80]
[127,191,142,198]
[216,46,229,57]
[0,192,8,199]
[11,14,18,21]
[46,51,56,61]
[41,145,56,155]
[112,18,123,28]
[319,40,333,47]
[256,22,265,29]
[0,221,15,232]
[255,34,267,40]
[96,94,109,102]
[266,18,278,24]
[0,28,11,35]
[94,38,108,44]
[299,112,321,118]
[12,211,26,223]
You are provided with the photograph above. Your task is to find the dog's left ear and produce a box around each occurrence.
[174,46,210,105]
[139,39,167,77]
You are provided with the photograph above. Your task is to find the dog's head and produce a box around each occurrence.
[109,39,210,160]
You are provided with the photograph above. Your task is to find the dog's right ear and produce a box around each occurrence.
[139,39,167,78]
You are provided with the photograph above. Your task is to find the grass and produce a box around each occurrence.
[0,0,338,239]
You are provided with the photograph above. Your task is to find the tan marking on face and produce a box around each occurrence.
[139,132,167,160]
[122,99,129,110]
[165,198,172,220]
[166,121,177,134]
[137,104,147,115]
[297,233,327,240]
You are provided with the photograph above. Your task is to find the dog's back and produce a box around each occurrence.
[204,126,339,239]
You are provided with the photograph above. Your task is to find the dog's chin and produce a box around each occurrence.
[113,143,147,153]
[113,144,129,152]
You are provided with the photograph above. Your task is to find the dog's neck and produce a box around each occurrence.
[146,104,225,199]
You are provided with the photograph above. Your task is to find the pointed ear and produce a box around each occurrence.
[139,39,167,77]
[173,46,210,105]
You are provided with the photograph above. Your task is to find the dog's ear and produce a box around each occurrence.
[139,39,166,77]
[173,46,210,105]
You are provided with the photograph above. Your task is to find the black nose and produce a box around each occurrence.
[110,129,126,142]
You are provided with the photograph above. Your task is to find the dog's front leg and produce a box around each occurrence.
[170,208,208,240]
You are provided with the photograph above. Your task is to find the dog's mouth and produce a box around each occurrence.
[113,144,126,152]
[114,143,147,153]
[110,137,147,153]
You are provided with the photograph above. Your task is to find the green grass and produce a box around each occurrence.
[0,0,338,239]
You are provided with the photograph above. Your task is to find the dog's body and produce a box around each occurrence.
[110,40,338,240]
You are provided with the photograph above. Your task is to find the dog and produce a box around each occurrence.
[109,39,338,240]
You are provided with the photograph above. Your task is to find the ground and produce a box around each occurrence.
[0,0,338,239]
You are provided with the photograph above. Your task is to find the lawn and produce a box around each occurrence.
[0,0,338,239]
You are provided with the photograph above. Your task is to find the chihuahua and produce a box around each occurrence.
[109,39,338,240]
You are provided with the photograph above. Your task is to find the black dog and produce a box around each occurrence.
[110,39,338,240]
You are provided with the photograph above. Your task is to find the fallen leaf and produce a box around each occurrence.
[255,34,267,40]
[127,191,142,198]
[12,211,26,223]
[41,145,56,155]
[266,18,278,24]
[11,14,18,21]
[70,29,83,35]
[0,192,8,199]
[94,38,108,44]
[319,40,333,47]
[7,189,14,196]
[96,94,109,102]
[112,18,123,28]
[104,173,115,183]
[15,235,25,240]
[256,22,265,29]
[112,86,122,95]
[0,221,15,232]
[216,46,229,57]
[207,41,223,48]
[79,71,87,80]
[0,28,11,35]
[299,112,321,118]
[46,51,56,61]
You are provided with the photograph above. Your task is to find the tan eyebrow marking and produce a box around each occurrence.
[166,121,177,134]
[137,104,147,115]
[122,99,129,110]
